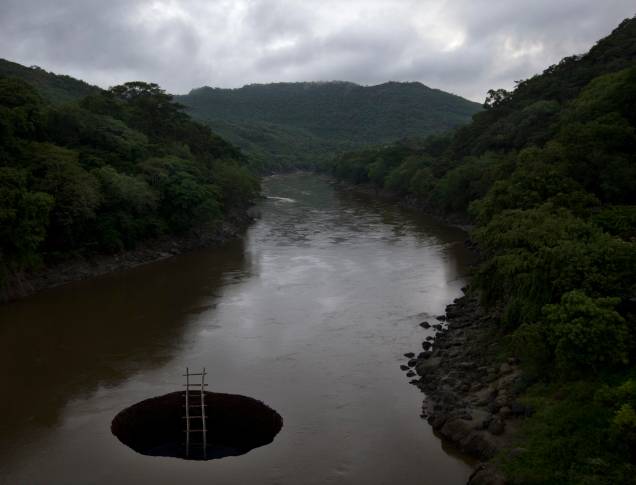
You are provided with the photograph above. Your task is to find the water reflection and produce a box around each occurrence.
[0,240,249,462]
[0,173,475,484]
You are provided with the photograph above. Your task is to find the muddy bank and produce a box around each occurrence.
[3,210,254,303]
[401,293,528,484]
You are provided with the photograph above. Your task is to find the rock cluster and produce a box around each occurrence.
[399,293,531,484]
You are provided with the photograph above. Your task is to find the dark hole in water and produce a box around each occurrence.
[111,391,283,460]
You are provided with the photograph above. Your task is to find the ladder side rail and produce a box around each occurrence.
[201,368,207,458]
[185,367,190,456]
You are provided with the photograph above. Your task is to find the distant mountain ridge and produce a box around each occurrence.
[0,56,481,172]
[178,81,480,142]
[176,81,482,171]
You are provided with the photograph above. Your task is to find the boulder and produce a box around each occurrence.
[415,360,434,376]
[499,362,512,375]
[468,464,507,485]
[488,417,505,436]
[461,432,499,460]
[499,406,512,418]
[440,417,472,443]
[430,413,448,430]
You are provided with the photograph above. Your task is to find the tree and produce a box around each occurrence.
[483,88,511,109]
[0,167,53,273]
[544,290,629,375]
[27,143,101,249]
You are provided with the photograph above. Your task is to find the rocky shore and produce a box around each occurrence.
[401,292,530,485]
[2,210,255,303]
[332,177,519,483]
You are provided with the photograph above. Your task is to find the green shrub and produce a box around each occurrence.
[544,291,628,376]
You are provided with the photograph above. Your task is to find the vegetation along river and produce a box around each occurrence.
[0,173,475,484]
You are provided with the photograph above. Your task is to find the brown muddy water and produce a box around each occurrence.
[0,173,475,484]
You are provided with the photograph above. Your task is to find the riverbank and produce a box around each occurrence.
[2,209,255,303]
[327,178,474,231]
[401,291,527,484]
[0,172,479,484]
[328,175,520,482]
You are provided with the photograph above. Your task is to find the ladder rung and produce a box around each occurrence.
[184,367,208,457]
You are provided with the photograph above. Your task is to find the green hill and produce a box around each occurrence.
[0,58,100,104]
[0,76,259,297]
[200,118,355,173]
[176,81,482,171]
[449,16,636,158]
[0,58,482,173]
[329,16,636,483]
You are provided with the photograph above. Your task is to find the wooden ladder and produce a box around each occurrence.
[183,367,208,458]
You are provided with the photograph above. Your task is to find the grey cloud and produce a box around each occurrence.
[0,0,633,102]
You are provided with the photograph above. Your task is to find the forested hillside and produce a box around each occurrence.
[201,117,354,173]
[0,59,100,104]
[329,17,636,483]
[0,78,259,296]
[177,81,481,172]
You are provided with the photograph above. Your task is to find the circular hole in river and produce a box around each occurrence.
[111,391,283,460]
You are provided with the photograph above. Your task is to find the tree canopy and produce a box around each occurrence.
[0,78,259,286]
[176,81,482,172]
[328,17,636,483]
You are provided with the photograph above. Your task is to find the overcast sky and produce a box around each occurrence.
[1,1,634,102]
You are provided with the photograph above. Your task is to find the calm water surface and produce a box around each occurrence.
[0,173,474,484]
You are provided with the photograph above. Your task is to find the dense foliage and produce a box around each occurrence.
[2,15,636,482]
[203,118,355,173]
[329,17,636,483]
[176,81,481,172]
[0,59,100,104]
[0,78,259,290]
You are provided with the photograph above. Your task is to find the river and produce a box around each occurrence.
[0,173,475,484]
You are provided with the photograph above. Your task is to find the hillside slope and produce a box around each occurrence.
[177,81,482,171]
[0,58,100,104]
[329,16,636,484]
[0,75,259,300]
